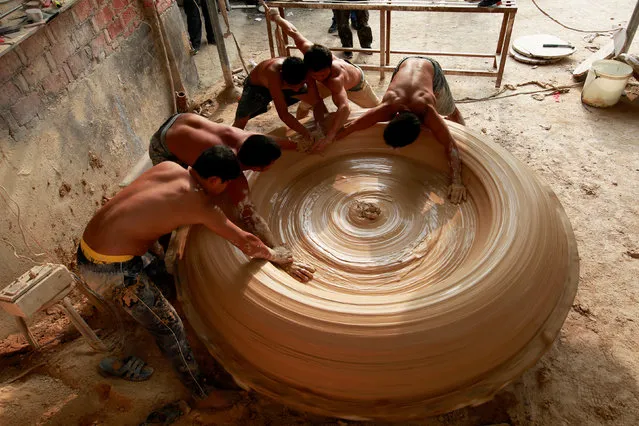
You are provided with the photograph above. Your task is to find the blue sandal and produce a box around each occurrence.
[99,355,154,381]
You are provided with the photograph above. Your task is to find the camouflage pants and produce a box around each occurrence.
[77,246,207,398]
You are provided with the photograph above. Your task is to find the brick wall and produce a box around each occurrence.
[0,0,156,139]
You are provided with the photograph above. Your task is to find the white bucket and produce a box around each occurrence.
[581,60,633,107]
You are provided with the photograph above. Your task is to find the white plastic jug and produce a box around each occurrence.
[581,60,633,107]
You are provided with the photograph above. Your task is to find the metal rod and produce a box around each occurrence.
[495,13,515,87]
[379,8,386,79]
[205,0,233,87]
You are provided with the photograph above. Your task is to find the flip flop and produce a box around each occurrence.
[98,355,154,381]
[140,401,189,425]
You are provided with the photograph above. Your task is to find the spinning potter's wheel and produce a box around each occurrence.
[177,122,578,420]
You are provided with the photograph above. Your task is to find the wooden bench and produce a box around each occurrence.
[266,0,517,87]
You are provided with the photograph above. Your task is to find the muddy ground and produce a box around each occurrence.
[1,0,638,425]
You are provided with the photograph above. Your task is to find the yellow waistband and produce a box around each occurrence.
[80,239,134,264]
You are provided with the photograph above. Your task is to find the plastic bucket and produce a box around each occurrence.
[581,60,633,107]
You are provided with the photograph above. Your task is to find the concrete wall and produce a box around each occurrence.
[0,0,197,338]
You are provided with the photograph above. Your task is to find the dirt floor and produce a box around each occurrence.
[1,0,638,425]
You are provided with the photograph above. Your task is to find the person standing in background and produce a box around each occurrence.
[183,0,216,54]
[334,3,372,59]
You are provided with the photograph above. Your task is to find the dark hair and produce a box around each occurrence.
[192,146,241,182]
[238,135,282,168]
[303,44,332,72]
[282,57,307,85]
[383,112,422,148]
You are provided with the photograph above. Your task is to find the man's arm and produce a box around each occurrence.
[269,9,313,53]
[336,102,395,140]
[269,80,312,140]
[226,176,315,282]
[312,80,350,152]
[423,105,466,204]
[308,79,327,126]
[199,201,286,261]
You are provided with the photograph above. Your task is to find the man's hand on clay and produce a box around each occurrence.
[242,233,272,259]
[448,183,467,204]
[311,137,334,153]
[269,245,294,265]
[281,261,316,283]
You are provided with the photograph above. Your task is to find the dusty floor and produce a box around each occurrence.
[1,0,638,424]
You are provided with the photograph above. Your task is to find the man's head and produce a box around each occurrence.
[281,57,308,91]
[303,44,332,81]
[192,146,241,194]
[383,111,423,148]
[238,135,282,172]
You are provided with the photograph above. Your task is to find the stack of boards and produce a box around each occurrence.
[510,34,576,65]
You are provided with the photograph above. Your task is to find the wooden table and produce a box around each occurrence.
[266,0,517,87]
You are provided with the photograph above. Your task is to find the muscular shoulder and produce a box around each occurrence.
[145,162,189,184]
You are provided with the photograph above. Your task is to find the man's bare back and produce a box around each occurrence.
[83,162,275,260]
[166,114,248,165]
[383,58,438,118]
[249,58,284,88]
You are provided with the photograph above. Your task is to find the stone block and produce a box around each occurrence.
[22,54,51,86]
[42,69,70,95]
[20,30,51,62]
[111,0,129,13]
[10,92,41,126]
[72,0,95,23]
[0,51,24,83]
[0,81,22,109]
[92,5,114,30]
[90,32,111,58]
[107,17,125,40]
[73,21,96,48]
[48,11,76,43]
[121,4,140,29]
[50,39,77,66]
[13,74,29,93]
[67,49,92,78]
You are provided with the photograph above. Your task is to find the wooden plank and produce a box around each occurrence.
[379,8,386,79]
[495,12,515,87]
[286,44,496,58]
[267,1,517,13]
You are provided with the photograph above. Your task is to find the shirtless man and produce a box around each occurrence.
[78,148,291,409]
[232,56,325,144]
[336,56,467,204]
[269,9,380,152]
[149,113,315,282]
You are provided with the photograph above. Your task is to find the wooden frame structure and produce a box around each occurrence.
[266,0,518,87]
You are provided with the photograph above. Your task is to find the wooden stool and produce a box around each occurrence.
[0,264,107,351]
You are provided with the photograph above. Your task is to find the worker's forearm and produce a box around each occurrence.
[243,214,277,248]
[273,15,297,37]
[448,143,462,184]
[279,112,308,136]
[327,106,350,140]
[312,102,327,126]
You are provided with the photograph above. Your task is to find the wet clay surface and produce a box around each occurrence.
[177,122,578,420]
